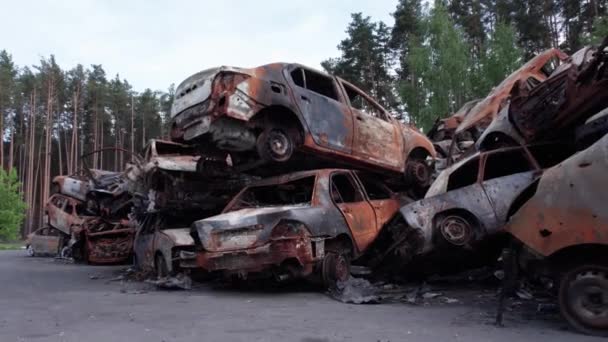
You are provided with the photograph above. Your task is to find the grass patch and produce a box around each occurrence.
[0,241,24,250]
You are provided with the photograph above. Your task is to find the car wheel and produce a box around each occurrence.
[404,158,431,189]
[321,252,351,289]
[26,245,35,257]
[256,128,295,163]
[559,264,608,337]
[155,254,169,279]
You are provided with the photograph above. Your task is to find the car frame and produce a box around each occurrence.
[374,142,574,272]
[170,63,435,186]
[183,169,407,287]
[505,133,608,337]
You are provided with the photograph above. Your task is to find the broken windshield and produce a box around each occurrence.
[231,176,315,209]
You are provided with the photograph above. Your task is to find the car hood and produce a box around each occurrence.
[192,205,310,252]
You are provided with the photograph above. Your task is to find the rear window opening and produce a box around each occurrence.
[232,176,315,209]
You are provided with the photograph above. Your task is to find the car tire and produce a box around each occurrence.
[404,158,431,194]
[256,128,295,163]
[321,252,351,290]
[155,254,169,279]
[558,264,608,337]
[26,245,35,257]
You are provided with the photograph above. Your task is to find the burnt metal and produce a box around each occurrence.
[373,144,552,271]
[505,133,608,337]
[170,63,435,183]
[185,169,406,283]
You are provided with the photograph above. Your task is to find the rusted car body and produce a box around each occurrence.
[184,169,407,286]
[75,218,135,264]
[430,48,568,164]
[26,227,64,257]
[45,193,87,235]
[133,214,195,276]
[505,133,608,337]
[372,143,574,272]
[170,63,435,186]
[478,43,608,150]
[131,139,248,215]
[456,48,568,136]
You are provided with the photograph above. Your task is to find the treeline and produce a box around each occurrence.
[0,52,175,235]
[323,0,608,130]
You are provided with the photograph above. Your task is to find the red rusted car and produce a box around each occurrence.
[505,133,608,337]
[181,169,408,287]
[170,63,435,187]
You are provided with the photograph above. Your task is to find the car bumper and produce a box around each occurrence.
[179,236,325,276]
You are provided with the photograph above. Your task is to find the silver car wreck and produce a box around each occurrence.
[372,143,574,273]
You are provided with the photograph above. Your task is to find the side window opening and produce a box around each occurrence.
[447,157,480,191]
[331,173,364,203]
[291,69,304,88]
[356,173,392,200]
[342,83,387,121]
[291,68,338,101]
[483,149,533,181]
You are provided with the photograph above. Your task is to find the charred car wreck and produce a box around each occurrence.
[170,63,435,190]
[504,133,608,337]
[181,169,408,287]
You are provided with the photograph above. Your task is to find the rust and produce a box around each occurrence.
[505,134,608,257]
[184,169,406,285]
[170,63,435,187]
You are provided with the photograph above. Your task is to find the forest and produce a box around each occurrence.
[0,0,607,239]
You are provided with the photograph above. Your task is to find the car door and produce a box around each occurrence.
[340,80,403,169]
[330,172,377,253]
[47,195,71,233]
[286,66,353,153]
[32,227,60,255]
[133,215,157,270]
[480,148,539,231]
[354,172,400,230]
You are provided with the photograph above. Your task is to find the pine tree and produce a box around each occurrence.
[0,50,18,170]
[390,0,424,81]
[476,22,523,96]
[402,1,473,130]
[321,13,398,111]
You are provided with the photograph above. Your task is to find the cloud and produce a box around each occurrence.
[1,0,395,92]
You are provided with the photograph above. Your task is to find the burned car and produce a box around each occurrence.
[133,213,195,277]
[478,41,608,151]
[170,63,435,187]
[431,48,568,164]
[184,169,407,287]
[45,193,88,235]
[371,143,574,273]
[505,133,608,337]
[26,226,64,257]
[46,178,135,264]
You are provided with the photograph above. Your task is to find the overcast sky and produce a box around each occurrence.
[1,0,397,92]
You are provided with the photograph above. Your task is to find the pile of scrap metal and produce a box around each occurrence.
[428,48,569,170]
[26,154,136,264]
[369,37,608,336]
[131,62,436,285]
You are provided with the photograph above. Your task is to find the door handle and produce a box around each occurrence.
[356,115,364,121]
[301,95,310,102]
